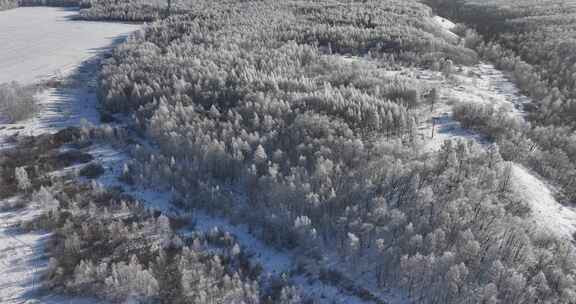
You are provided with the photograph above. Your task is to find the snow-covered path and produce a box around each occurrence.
[0,7,139,85]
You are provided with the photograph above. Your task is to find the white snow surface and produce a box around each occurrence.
[408,63,528,153]
[432,15,459,41]
[0,7,138,148]
[0,7,139,85]
[512,165,576,240]
[0,63,101,149]
[0,202,49,304]
[433,15,456,31]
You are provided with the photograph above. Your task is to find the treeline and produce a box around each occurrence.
[94,0,576,303]
[0,0,161,19]
[77,0,197,22]
[78,0,162,21]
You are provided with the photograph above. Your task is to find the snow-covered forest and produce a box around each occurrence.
[1,0,576,303]
[429,0,576,202]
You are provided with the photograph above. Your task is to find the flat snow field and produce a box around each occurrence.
[0,7,139,84]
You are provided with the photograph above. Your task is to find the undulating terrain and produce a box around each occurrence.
[0,0,575,304]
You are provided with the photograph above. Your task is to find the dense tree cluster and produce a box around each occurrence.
[453,102,525,141]
[0,128,308,304]
[77,0,198,21]
[94,0,576,303]
[3,129,255,303]
[0,81,36,123]
[29,183,271,303]
[452,102,576,202]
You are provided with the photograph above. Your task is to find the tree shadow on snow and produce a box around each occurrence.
[35,34,134,132]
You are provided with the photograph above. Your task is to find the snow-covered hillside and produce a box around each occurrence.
[0,7,138,84]
[338,16,576,243]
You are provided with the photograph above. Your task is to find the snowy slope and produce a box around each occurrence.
[432,15,459,41]
[337,16,576,242]
[0,7,139,85]
[425,16,576,241]
[434,15,456,31]
[512,165,576,240]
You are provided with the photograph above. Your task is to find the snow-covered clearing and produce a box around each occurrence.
[0,7,138,303]
[412,63,531,153]
[337,17,576,242]
[0,7,138,85]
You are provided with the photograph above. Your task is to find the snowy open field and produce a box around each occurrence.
[0,7,138,303]
[0,7,139,84]
[0,7,139,144]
